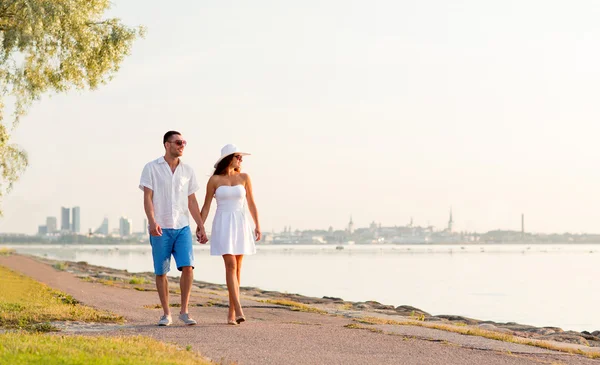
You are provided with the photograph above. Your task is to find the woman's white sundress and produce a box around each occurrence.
[210,185,256,256]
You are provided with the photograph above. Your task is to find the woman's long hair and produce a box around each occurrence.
[213,154,239,176]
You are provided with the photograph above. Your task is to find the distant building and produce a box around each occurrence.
[61,207,70,231]
[94,217,109,235]
[46,217,57,234]
[38,225,48,235]
[142,218,148,235]
[447,208,453,233]
[119,217,132,237]
[71,206,81,233]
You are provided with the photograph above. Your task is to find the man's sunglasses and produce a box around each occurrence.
[169,140,187,146]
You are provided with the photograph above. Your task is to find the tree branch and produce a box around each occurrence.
[0,0,20,19]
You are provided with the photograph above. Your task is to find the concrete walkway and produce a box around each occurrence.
[1,255,598,365]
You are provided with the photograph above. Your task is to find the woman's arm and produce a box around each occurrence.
[188,193,208,243]
[200,176,216,223]
[243,174,261,241]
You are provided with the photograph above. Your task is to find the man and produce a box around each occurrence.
[139,131,208,326]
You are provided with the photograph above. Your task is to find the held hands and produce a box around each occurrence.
[149,221,162,236]
[196,225,208,244]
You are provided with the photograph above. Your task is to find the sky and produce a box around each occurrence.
[1,0,600,235]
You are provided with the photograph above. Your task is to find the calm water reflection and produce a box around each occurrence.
[3,243,598,332]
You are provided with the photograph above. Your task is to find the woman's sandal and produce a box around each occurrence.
[235,316,246,324]
[227,319,238,325]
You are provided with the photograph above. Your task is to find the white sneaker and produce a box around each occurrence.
[158,314,172,326]
[179,313,197,325]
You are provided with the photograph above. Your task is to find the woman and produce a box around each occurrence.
[199,144,261,325]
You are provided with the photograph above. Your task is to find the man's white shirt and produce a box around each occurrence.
[139,157,200,229]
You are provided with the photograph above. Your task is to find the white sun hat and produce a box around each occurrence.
[214,144,251,168]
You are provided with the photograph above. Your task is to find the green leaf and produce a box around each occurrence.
[0,0,144,214]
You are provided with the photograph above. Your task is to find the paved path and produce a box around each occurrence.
[2,255,598,365]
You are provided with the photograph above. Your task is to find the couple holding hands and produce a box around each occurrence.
[139,131,260,326]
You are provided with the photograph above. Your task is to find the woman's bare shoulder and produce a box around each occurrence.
[239,173,251,184]
[207,175,220,186]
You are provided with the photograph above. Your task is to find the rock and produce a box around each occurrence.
[436,315,479,326]
[354,303,369,309]
[478,324,514,334]
[424,316,448,322]
[322,296,344,302]
[395,305,430,317]
[496,323,541,333]
[496,325,556,336]
[531,328,556,336]
[364,301,395,310]
[576,332,600,341]
[538,334,590,346]
[593,330,600,337]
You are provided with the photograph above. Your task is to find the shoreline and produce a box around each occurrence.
[31,254,600,349]
[4,253,600,364]
[4,241,600,245]
[3,244,598,333]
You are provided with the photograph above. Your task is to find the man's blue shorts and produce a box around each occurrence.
[149,226,194,275]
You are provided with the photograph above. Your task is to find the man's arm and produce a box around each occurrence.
[144,187,162,236]
[188,193,204,227]
[188,193,208,243]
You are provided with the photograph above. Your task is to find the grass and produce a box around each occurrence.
[354,316,600,359]
[0,248,15,256]
[52,262,68,271]
[128,276,148,285]
[0,265,214,364]
[260,299,327,314]
[143,304,163,309]
[344,323,364,329]
[205,300,229,308]
[409,311,426,321]
[133,287,156,292]
[286,321,322,326]
[0,266,122,330]
[339,303,353,310]
[344,323,383,334]
[0,333,212,365]
[97,279,118,286]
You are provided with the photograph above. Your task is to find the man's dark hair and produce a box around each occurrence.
[163,131,181,145]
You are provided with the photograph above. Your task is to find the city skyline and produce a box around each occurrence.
[38,206,82,235]
[27,203,587,237]
[20,207,600,246]
[2,0,600,235]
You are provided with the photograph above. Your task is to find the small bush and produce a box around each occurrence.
[51,291,79,305]
[128,276,147,285]
[52,262,67,271]
[28,322,59,333]
[0,248,15,256]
